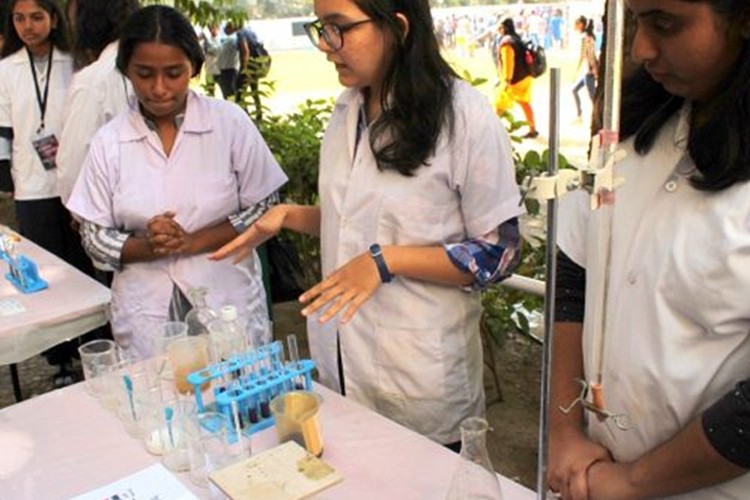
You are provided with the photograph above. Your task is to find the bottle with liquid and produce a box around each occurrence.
[184,288,218,337]
[446,417,504,500]
[208,305,248,364]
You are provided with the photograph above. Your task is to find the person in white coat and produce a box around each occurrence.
[66,6,287,360]
[0,0,94,385]
[212,0,523,449]
[549,0,750,498]
[57,0,140,205]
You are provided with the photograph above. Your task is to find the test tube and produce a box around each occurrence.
[286,334,305,390]
[247,388,260,424]
[228,399,251,458]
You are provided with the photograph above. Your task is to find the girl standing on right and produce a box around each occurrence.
[549,0,750,498]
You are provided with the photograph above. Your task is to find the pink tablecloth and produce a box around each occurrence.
[0,227,111,365]
[0,383,535,500]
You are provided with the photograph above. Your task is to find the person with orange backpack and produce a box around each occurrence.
[495,18,538,139]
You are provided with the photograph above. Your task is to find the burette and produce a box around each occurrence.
[586,0,626,419]
[534,0,628,497]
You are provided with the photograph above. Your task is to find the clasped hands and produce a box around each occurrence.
[548,431,637,500]
[146,211,191,257]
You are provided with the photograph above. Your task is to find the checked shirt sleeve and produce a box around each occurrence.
[445,217,521,290]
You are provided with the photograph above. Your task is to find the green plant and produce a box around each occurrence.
[141,0,247,26]
[479,110,575,347]
[257,98,333,287]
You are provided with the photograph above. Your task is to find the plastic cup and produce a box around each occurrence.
[168,336,210,395]
[269,391,324,456]
[78,339,117,398]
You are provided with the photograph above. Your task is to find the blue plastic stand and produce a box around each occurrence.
[187,341,315,437]
[4,254,48,293]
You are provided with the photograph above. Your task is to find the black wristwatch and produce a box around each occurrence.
[369,243,393,283]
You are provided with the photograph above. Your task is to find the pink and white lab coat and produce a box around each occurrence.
[67,91,287,358]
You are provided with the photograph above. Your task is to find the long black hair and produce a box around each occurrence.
[576,16,595,38]
[1,0,70,58]
[501,17,522,45]
[354,0,457,177]
[116,5,204,78]
[620,0,750,191]
[73,0,140,69]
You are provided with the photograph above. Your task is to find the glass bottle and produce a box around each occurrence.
[446,417,504,500]
[184,288,218,337]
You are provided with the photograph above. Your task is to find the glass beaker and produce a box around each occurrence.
[185,411,231,488]
[141,388,192,472]
[115,366,158,438]
[168,336,210,395]
[78,339,118,398]
[446,417,504,500]
[152,321,188,382]
[269,391,324,456]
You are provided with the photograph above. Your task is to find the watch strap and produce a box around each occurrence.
[369,243,392,283]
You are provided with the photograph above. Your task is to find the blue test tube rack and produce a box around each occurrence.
[4,254,48,294]
[186,341,315,436]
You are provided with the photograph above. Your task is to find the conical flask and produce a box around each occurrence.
[184,288,218,337]
[446,417,504,500]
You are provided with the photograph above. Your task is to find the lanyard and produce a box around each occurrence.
[26,46,53,131]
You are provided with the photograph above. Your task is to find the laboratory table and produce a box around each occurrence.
[0,226,111,400]
[0,382,536,500]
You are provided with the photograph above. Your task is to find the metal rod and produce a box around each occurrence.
[536,66,561,500]
[10,363,23,402]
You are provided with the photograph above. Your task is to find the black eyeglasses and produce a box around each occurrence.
[303,18,373,52]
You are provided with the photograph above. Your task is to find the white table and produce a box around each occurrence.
[0,383,536,500]
[0,226,111,399]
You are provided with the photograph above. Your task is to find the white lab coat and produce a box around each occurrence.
[0,47,73,200]
[311,80,523,444]
[58,42,135,204]
[558,106,750,498]
[67,92,287,359]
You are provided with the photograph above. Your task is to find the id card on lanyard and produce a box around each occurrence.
[28,47,59,171]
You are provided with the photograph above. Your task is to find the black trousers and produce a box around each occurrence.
[218,69,238,100]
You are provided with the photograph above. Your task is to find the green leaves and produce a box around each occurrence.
[256,98,333,287]
[141,0,247,26]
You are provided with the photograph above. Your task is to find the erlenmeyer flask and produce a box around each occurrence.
[185,288,217,337]
[446,417,504,500]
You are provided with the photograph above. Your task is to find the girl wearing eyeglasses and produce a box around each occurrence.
[212,0,523,451]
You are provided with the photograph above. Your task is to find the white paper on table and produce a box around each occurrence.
[0,299,25,317]
[68,463,198,500]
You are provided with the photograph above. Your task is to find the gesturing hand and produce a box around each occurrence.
[300,251,382,324]
[209,204,287,263]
